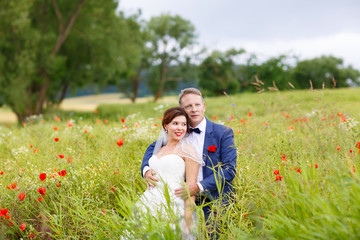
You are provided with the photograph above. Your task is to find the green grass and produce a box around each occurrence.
[1,88,360,239]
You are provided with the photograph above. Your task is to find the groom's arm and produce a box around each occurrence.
[141,141,156,177]
[141,141,160,188]
[201,128,237,193]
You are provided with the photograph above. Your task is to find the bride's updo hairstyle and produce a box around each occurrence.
[162,107,190,134]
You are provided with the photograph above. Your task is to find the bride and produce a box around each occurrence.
[135,107,203,239]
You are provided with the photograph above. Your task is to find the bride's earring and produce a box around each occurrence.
[165,129,168,133]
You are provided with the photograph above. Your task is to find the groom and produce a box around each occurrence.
[141,88,237,218]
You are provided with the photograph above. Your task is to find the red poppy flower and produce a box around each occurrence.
[54,137,59,142]
[207,145,217,152]
[53,126,58,131]
[111,187,115,191]
[20,223,26,231]
[56,183,61,187]
[58,170,67,177]
[297,168,302,173]
[7,182,18,190]
[37,197,44,202]
[39,173,46,181]
[117,140,124,147]
[37,187,46,195]
[356,141,360,149]
[248,112,252,117]
[273,170,279,175]
[104,119,108,124]
[94,110,99,114]
[337,146,341,151]
[0,171,3,175]
[59,154,64,159]
[0,209,8,216]
[18,193,26,201]
[275,175,283,181]
[121,118,125,123]
[67,122,73,127]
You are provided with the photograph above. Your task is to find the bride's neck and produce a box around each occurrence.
[166,139,179,147]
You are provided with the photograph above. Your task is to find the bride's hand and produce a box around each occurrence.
[174,182,200,199]
[144,169,159,189]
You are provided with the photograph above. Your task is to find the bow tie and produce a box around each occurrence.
[190,128,201,134]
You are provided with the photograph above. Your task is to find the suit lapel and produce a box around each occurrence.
[203,118,214,167]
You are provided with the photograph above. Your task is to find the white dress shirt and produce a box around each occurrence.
[188,118,206,192]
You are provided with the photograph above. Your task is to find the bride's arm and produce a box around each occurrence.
[184,157,200,230]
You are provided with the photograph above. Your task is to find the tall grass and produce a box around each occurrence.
[0,88,360,239]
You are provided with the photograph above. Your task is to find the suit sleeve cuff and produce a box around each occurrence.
[143,166,151,178]
[197,182,204,193]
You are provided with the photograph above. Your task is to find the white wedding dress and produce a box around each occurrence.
[136,154,196,239]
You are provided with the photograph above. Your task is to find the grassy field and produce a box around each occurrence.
[1,88,360,239]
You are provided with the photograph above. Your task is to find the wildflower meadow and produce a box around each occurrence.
[1,88,360,239]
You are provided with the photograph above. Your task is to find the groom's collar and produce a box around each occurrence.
[192,118,206,133]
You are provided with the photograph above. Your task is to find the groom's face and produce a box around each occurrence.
[180,94,205,127]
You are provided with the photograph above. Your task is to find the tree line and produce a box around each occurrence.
[0,0,359,123]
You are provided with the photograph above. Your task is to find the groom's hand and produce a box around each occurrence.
[174,182,200,199]
[145,169,159,189]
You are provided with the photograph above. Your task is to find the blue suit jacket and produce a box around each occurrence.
[141,117,237,204]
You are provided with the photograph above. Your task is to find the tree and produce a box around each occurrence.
[111,12,151,102]
[0,0,120,123]
[237,53,259,91]
[198,48,245,95]
[255,55,297,91]
[293,55,360,89]
[146,14,197,101]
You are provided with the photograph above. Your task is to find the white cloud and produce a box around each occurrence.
[119,0,360,70]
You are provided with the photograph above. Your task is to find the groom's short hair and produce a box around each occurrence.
[178,88,203,105]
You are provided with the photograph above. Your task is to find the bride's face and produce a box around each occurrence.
[165,115,187,142]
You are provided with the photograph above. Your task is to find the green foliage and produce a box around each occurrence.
[1,1,360,118]
[255,55,298,91]
[0,0,121,123]
[146,14,198,100]
[110,12,152,102]
[294,55,360,89]
[1,88,360,238]
[198,48,245,95]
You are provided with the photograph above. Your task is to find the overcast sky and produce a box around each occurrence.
[118,0,360,69]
